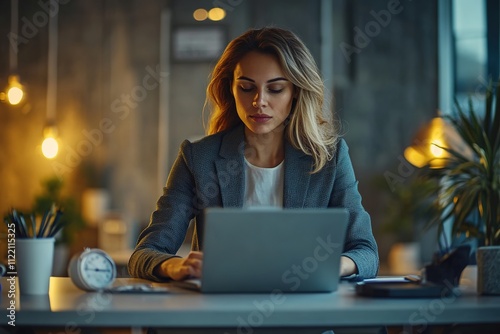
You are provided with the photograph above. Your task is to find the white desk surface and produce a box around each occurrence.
[1,277,499,329]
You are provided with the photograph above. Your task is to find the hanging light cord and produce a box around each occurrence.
[10,0,19,72]
[47,3,58,122]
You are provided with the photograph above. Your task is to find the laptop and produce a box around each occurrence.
[174,207,349,293]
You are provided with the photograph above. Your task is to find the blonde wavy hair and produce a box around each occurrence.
[205,27,339,173]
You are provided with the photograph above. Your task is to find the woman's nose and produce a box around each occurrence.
[252,92,267,108]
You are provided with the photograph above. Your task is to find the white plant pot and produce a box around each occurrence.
[477,246,500,295]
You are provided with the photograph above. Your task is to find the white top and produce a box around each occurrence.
[244,158,284,208]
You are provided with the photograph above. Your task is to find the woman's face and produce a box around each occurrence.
[232,51,295,136]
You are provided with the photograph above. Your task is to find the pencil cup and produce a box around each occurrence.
[16,238,55,295]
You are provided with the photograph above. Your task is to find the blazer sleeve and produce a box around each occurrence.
[332,139,379,278]
[128,140,198,281]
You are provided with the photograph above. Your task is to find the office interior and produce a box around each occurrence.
[0,0,495,277]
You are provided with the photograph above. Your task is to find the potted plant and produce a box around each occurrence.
[32,177,86,275]
[32,177,86,246]
[420,83,500,294]
[375,174,439,274]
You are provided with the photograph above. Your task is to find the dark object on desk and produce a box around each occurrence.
[355,245,470,299]
[355,281,457,298]
[105,284,170,294]
[424,245,470,287]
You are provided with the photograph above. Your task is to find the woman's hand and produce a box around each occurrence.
[155,251,203,281]
[340,256,357,277]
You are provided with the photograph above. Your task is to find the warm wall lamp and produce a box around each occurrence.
[41,2,59,159]
[403,114,450,168]
[1,0,27,107]
[403,112,473,168]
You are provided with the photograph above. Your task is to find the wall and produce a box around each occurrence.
[332,0,438,262]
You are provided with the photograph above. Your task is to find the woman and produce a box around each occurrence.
[128,27,379,281]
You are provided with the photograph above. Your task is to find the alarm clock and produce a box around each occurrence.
[68,248,117,291]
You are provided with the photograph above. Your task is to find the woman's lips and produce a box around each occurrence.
[250,114,272,123]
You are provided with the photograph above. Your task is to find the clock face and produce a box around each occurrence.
[79,250,116,289]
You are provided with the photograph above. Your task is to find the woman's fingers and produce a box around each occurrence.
[183,253,203,277]
[169,252,203,280]
[187,251,203,260]
[157,252,204,280]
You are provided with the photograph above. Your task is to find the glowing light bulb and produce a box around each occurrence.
[42,137,59,159]
[193,8,208,21]
[42,125,59,159]
[7,86,24,105]
[208,7,225,21]
[4,75,25,105]
[430,140,445,158]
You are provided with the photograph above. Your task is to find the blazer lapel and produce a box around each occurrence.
[214,126,312,208]
[283,142,312,208]
[215,126,245,207]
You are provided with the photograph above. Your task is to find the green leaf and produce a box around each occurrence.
[433,144,470,164]
[492,83,500,150]
[452,102,479,149]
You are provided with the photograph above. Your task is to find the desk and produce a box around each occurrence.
[1,277,499,331]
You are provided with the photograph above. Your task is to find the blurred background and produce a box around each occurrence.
[0,0,496,276]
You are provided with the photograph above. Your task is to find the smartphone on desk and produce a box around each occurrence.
[342,274,420,284]
[354,276,457,298]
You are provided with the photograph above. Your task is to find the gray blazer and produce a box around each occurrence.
[128,125,379,280]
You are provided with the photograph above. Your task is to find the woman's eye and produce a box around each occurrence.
[239,86,254,92]
[238,85,284,93]
[268,88,283,94]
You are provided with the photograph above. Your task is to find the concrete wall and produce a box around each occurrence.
[332,0,438,260]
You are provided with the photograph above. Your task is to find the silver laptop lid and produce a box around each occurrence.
[200,208,349,293]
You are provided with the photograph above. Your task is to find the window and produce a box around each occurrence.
[439,0,499,114]
[453,0,487,97]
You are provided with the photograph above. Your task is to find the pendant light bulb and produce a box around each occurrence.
[3,75,25,105]
[42,125,59,159]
